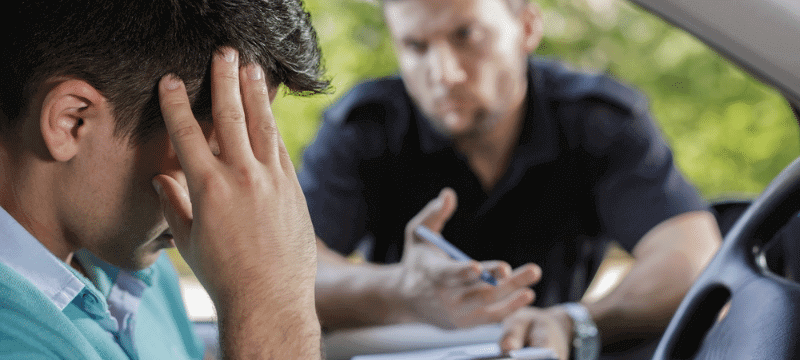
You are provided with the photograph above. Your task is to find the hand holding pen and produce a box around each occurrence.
[414,225,498,286]
[396,187,542,329]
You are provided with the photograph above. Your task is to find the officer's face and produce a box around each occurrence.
[384,0,541,140]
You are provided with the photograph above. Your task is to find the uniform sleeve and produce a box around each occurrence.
[298,113,375,255]
[581,100,708,252]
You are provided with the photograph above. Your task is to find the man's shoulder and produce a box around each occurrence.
[324,76,411,125]
[531,57,648,116]
[0,261,57,313]
[0,262,104,360]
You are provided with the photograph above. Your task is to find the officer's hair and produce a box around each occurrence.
[0,0,330,145]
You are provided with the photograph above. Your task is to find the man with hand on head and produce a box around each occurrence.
[300,0,722,359]
[0,0,327,359]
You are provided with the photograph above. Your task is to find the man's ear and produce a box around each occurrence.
[39,79,108,162]
[520,2,544,54]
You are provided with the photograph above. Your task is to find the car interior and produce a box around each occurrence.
[634,0,800,358]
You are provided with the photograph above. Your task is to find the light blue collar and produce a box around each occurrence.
[0,206,85,310]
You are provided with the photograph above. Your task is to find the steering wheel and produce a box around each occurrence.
[652,157,800,359]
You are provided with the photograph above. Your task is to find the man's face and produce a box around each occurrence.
[384,0,538,140]
[61,115,217,271]
[61,124,193,270]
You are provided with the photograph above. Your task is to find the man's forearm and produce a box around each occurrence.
[315,240,408,330]
[217,282,322,359]
[584,211,721,345]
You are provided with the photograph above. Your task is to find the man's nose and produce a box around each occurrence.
[428,44,467,87]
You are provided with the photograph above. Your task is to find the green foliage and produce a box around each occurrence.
[276,0,799,201]
[272,0,396,170]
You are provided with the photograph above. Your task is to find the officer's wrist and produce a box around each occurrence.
[561,302,601,360]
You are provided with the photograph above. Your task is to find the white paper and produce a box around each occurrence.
[350,342,557,360]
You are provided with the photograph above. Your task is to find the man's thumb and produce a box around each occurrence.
[151,174,193,251]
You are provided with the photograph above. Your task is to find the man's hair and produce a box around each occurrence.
[380,0,528,14]
[0,0,329,144]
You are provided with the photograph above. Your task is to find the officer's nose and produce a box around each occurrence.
[428,43,467,88]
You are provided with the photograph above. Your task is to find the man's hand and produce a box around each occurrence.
[500,307,573,360]
[153,48,319,359]
[395,187,541,329]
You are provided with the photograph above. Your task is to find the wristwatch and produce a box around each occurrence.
[562,302,600,360]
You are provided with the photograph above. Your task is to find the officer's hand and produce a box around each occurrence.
[152,48,318,343]
[500,306,573,360]
[397,187,541,329]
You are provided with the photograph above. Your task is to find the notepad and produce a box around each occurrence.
[350,342,557,360]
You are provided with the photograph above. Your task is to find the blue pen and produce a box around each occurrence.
[414,225,498,286]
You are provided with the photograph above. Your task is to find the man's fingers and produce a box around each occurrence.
[210,48,253,164]
[158,74,215,179]
[240,62,287,168]
[152,174,193,251]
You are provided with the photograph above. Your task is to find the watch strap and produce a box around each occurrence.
[562,302,600,360]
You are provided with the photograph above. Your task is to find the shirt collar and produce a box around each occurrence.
[514,58,561,166]
[0,206,156,312]
[417,104,454,155]
[75,249,156,296]
[0,206,85,310]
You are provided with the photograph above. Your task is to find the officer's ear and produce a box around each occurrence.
[39,79,112,162]
[519,2,544,53]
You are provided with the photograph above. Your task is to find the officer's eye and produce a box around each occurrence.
[405,39,428,54]
[454,26,472,42]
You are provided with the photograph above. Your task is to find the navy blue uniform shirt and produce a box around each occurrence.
[299,58,708,306]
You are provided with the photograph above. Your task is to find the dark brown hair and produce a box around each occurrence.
[1,0,330,144]
[380,0,528,14]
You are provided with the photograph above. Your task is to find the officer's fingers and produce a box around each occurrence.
[480,260,513,281]
[426,257,484,287]
[505,263,543,288]
[422,187,458,232]
[470,263,541,302]
[528,324,553,352]
[404,188,458,246]
[500,313,533,353]
[481,288,536,323]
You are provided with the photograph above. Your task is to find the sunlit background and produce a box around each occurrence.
[168,0,800,316]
